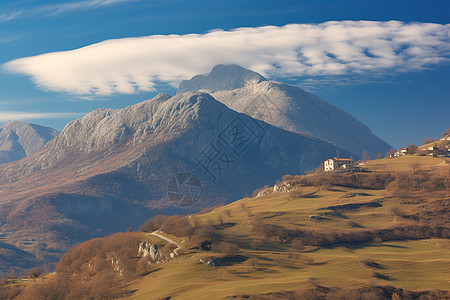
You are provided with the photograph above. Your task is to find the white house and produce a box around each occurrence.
[324,157,354,172]
[393,147,408,157]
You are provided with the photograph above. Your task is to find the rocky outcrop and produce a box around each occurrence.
[138,242,162,261]
[199,256,221,266]
[273,181,296,194]
[256,187,273,197]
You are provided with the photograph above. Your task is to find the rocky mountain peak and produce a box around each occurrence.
[178,65,391,158]
[50,91,231,154]
[178,64,267,94]
[0,120,59,164]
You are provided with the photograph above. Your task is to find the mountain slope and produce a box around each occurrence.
[0,91,347,274]
[0,121,59,164]
[178,65,391,158]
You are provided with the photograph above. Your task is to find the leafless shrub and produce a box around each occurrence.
[282,174,294,182]
[28,267,42,278]
[347,221,362,228]
[211,241,239,256]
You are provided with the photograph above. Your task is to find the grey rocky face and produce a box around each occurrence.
[178,64,392,158]
[0,120,59,164]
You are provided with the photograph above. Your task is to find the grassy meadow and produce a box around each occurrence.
[127,159,450,299]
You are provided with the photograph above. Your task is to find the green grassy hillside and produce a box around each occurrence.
[4,156,449,299]
[364,155,447,172]
[128,177,449,299]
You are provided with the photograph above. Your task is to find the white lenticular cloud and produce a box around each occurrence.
[4,21,450,95]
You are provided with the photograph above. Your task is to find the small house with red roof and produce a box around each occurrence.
[393,147,408,157]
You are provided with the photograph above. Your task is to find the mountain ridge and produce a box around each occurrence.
[178,65,392,158]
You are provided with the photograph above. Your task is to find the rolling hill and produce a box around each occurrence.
[4,155,449,299]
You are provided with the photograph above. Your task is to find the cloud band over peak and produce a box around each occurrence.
[4,21,450,95]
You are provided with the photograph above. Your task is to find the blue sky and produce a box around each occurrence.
[0,0,449,150]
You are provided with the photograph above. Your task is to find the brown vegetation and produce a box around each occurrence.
[211,241,239,256]
[139,214,193,237]
[442,128,450,138]
[0,278,24,300]
[23,232,145,299]
[28,268,42,279]
[289,171,394,190]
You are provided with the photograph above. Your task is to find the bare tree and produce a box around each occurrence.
[385,148,396,158]
[442,128,450,138]
[282,174,293,182]
[423,137,435,145]
[29,268,42,278]
[406,144,418,155]
[247,257,259,270]
[211,241,239,256]
[362,150,371,162]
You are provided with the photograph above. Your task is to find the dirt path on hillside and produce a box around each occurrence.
[150,231,182,255]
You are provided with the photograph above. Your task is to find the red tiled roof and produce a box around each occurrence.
[333,158,353,161]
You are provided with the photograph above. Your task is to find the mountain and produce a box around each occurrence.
[0,120,59,164]
[178,65,392,158]
[0,91,348,274]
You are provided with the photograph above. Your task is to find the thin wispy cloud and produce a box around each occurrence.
[0,11,22,23]
[4,21,450,95]
[38,0,139,16]
[0,0,137,22]
[0,112,82,122]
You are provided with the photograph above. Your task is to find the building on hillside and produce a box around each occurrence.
[324,157,354,172]
[393,147,408,157]
[416,145,449,157]
[425,146,440,156]
[443,145,450,157]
